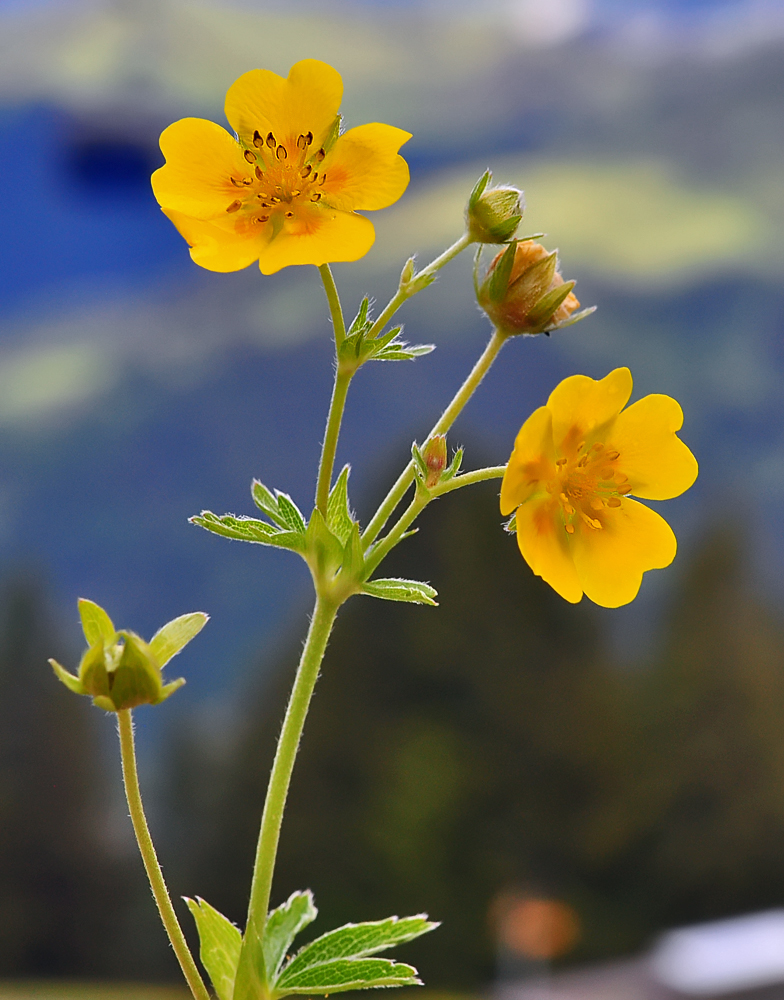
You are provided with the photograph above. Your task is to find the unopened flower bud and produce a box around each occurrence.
[50,599,206,712]
[477,240,589,336]
[422,435,448,488]
[466,170,524,244]
[399,256,416,289]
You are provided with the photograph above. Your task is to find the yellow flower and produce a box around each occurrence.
[500,368,698,608]
[151,60,411,275]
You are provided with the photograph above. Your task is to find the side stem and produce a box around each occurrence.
[245,594,339,936]
[362,327,508,549]
[318,263,347,347]
[315,369,351,515]
[117,710,210,1000]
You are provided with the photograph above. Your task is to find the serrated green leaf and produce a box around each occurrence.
[233,920,268,1000]
[185,897,242,1000]
[327,466,355,545]
[191,513,305,553]
[264,891,318,983]
[372,343,435,362]
[275,493,307,534]
[371,325,403,350]
[149,612,208,668]
[276,957,420,993]
[280,916,438,981]
[78,598,115,647]
[251,480,285,525]
[361,579,438,606]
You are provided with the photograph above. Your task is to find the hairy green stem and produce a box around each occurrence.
[366,232,472,342]
[362,327,508,549]
[245,594,339,937]
[364,466,507,577]
[315,369,351,515]
[117,710,210,1000]
[318,263,347,347]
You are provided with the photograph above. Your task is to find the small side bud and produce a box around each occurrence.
[466,170,524,244]
[399,256,416,289]
[477,240,591,336]
[422,435,448,489]
[50,600,206,712]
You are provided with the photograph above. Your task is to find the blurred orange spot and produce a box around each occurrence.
[492,893,580,960]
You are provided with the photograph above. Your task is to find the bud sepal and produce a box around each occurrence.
[466,170,524,244]
[50,598,207,712]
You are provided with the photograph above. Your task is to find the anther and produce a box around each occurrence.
[577,441,586,452]
[319,173,326,185]
[256,215,269,223]
[258,200,271,207]
[296,134,308,150]
[615,473,628,484]
[606,451,620,460]
[316,147,326,161]
[291,189,301,197]
[226,200,242,213]
[590,499,604,511]
[266,132,276,148]
[230,176,243,186]
[592,442,604,451]
[301,165,312,178]
[305,131,313,145]
[311,172,318,183]
[244,150,256,163]
[276,145,288,160]
[285,211,294,218]
[565,524,575,534]
[555,457,567,467]
[607,498,622,507]
[253,130,265,148]
[601,468,615,480]
[255,166,264,180]
[311,192,322,201]
[617,485,632,495]
[270,196,281,204]
[578,455,589,467]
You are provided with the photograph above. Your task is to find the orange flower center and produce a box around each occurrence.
[224,130,329,230]
[546,441,632,535]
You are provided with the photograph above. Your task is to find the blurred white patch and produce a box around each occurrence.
[508,0,591,46]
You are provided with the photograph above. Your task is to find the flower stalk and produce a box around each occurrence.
[117,710,210,1000]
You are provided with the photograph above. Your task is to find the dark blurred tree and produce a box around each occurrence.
[0,574,133,978]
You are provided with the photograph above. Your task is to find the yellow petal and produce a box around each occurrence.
[515,496,583,604]
[257,208,375,274]
[570,498,676,608]
[608,394,698,500]
[152,118,249,220]
[225,59,343,153]
[500,406,556,515]
[161,208,263,272]
[547,368,633,450]
[322,124,411,212]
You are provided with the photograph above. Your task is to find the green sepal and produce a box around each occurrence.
[487,240,517,303]
[327,466,356,545]
[233,920,268,1000]
[361,579,438,606]
[149,612,208,668]
[264,890,318,983]
[160,677,187,700]
[467,169,491,210]
[79,641,111,700]
[108,631,165,710]
[191,513,306,554]
[527,280,576,330]
[185,897,242,1000]
[347,297,371,337]
[550,304,597,330]
[49,659,85,696]
[440,447,464,483]
[279,915,438,982]
[78,598,115,647]
[275,957,420,993]
[305,508,344,578]
[411,443,428,481]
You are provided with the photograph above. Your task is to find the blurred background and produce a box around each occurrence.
[1,0,784,995]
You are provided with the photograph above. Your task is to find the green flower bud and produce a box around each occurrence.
[421,435,448,489]
[466,170,524,244]
[477,240,593,336]
[50,599,207,712]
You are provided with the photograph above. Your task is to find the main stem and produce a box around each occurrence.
[245,594,339,935]
[362,326,508,549]
[117,710,210,1000]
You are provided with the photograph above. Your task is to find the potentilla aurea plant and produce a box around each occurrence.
[51,58,697,1000]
